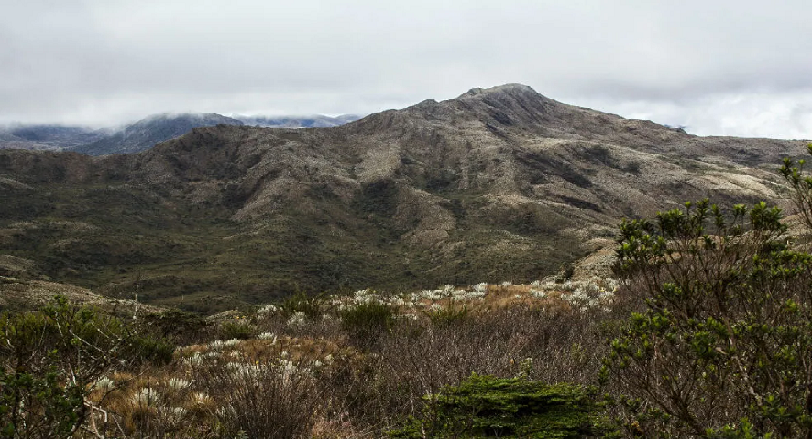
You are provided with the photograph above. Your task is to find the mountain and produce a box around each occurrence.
[70,113,245,156]
[0,84,806,313]
[236,114,362,128]
[0,125,108,151]
[0,114,361,155]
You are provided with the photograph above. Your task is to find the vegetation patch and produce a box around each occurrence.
[389,373,607,438]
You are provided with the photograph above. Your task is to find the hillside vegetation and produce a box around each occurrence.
[5,147,812,436]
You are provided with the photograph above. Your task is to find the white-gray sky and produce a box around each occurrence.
[2,0,812,138]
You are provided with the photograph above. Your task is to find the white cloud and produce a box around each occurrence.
[1,0,811,137]
[569,91,812,139]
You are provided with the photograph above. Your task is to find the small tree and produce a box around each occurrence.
[603,200,812,437]
[0,297,133,438]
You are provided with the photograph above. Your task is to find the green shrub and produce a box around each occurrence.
[388,373,608,438]
[282,292,325,319]
[141,309,211,345]
[218,320,257,340]
[0,368,85,439]
[126,333,176,366]
[604,200,812,437]
[424,304,470,328]
[780,143,812,232]
[339,301,395,349]
[0,296,133,437]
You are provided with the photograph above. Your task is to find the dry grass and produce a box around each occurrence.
[59,279,621,438]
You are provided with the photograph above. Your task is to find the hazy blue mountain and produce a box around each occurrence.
[0,125,108,150]
[71,113,244,156]
[235,114,362,128]
[1,114,361,154]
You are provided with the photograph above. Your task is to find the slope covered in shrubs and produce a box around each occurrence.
[5,146,812,437]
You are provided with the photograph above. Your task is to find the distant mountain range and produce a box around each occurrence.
[0,84,806,313]
[0,125,109,150]
[70,113,245,155]
[237,114,361,128]
[0,113,362,156]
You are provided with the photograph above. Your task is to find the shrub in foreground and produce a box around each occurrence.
[196,359,320,439]
[605,200,812,437]
[0,297,130,437]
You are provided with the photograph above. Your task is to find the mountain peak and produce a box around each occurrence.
[457,83,539,99]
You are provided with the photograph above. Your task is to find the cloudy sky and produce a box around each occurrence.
[2,0,812,138]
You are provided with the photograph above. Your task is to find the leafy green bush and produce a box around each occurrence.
[780,143,812,232]
[388,373,607,438]
[604,200,812,437]
[0,368,85,439]
[126,333,176,366]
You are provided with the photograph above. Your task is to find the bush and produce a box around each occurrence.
[0,368,85,439]
[424,303,470,328]
[140,309,211,345]
[282,292,325,319]
[0,296,133,437]
[197,359,320,439]
[604,200,812,437]
[780,143,812,232]
[329,305,609,435]
[339,301,395,349]
[125,333,176,366]
[388,373,607,438]
[218,320,257,340]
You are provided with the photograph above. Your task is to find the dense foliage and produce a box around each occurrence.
[0,297,127,437]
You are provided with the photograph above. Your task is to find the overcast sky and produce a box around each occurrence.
[2,0,811,138]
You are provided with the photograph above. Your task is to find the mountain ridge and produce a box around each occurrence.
[0,83,806,312]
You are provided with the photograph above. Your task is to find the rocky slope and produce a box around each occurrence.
[0,84,806,312]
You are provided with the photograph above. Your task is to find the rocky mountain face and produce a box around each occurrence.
[0,84,805,313]
[70,113,246,156]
